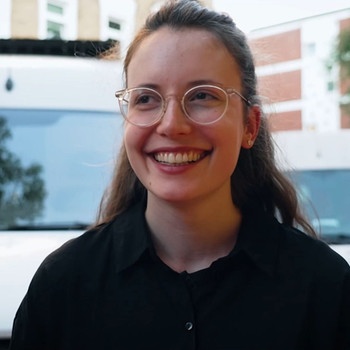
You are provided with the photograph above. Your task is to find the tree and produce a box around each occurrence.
[334,27,350,116]
[0,116,46,227]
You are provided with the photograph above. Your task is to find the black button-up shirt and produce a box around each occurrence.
[10,201,350,350]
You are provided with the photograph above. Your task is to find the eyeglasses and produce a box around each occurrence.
[115,84,250,127]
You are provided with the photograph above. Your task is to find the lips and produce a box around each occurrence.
[153,151,208,165]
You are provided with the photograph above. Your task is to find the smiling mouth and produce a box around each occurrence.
[153,151,209,165]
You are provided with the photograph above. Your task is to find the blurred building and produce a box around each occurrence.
[0,0,211,57]
[249,8,350,132]
[133,0,212,32]
[0,0,136,57]
[0,0,348,131]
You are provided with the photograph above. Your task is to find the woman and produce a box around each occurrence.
[10,1,350,349]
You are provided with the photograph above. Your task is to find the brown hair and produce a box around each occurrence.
[96,0,316,237]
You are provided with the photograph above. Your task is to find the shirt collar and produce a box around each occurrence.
[108,199,152,273]
[109,199,281,276]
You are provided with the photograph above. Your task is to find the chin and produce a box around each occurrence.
[148,188,198,204]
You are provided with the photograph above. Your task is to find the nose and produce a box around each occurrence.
[156,98,192,136]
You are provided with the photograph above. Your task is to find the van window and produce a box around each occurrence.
[289,169,350,243]
[0,109,122,230]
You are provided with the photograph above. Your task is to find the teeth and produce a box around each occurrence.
[154,152,202,164]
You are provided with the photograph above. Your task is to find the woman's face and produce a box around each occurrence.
[124,27,259,205]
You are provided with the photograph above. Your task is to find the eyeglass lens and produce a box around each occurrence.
[119,85,229,126]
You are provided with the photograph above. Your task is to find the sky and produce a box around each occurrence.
[212,0,350,33]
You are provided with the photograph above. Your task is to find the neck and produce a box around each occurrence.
[145,193,242,273]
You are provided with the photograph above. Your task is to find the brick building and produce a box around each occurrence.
[249,8,350,132]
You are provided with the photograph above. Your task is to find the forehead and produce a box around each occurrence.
[126,27,241,88]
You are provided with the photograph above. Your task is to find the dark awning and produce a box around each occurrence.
[0,39,118,58]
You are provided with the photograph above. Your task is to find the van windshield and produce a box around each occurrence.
[289,169,350,243]
[0,109,122,230]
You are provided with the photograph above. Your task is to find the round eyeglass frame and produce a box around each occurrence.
[115,84,251,127]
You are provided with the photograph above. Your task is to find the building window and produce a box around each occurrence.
[109,20,121,31]
[305,42,316,56]
[47,3,63,15]
[47,20,63,39]
[106,18,122,41]
[327,81,335,91]
[39,0,77,40]
[46,1,65,39]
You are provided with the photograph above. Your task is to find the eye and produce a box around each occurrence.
[189,89,217,101]
[135,94,153,104]
[128,89,162,110]
[186,86,225,106]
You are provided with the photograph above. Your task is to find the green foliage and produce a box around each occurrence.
[332,28,350,115]
[0,116,46,227]
[336,29,350,78]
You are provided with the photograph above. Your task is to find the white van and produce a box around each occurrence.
[0,49,123,346]
[273,130,350,264]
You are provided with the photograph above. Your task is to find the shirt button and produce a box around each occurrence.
[185,322,193,331]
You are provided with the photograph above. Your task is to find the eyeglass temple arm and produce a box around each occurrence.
[227,89,251,106]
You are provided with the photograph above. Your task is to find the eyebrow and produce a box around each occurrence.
[130,80,226,90]
[188,80,225,87]
[131,83,159,90]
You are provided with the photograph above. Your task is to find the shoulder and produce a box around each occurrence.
[31,203,147,288]
[49,220,116,259]
[29,222,115,288]
[241,213,349,285]
[276,222,350,280]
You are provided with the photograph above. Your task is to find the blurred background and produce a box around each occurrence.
[1,0,350,130]
[0,1,350,348]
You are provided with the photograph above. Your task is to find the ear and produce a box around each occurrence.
[241,105,261,149]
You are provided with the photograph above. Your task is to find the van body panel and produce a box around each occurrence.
[0,54,123,339]
[273,130,350,265]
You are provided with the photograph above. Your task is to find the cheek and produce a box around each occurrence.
[123,124,151,170]
[214,121,245,167]
[123,125,140,166]
[124,124,143,152]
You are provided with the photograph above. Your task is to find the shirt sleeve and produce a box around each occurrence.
[10,295,41,349]
[336,269,350,349]
[9,262,55,350]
